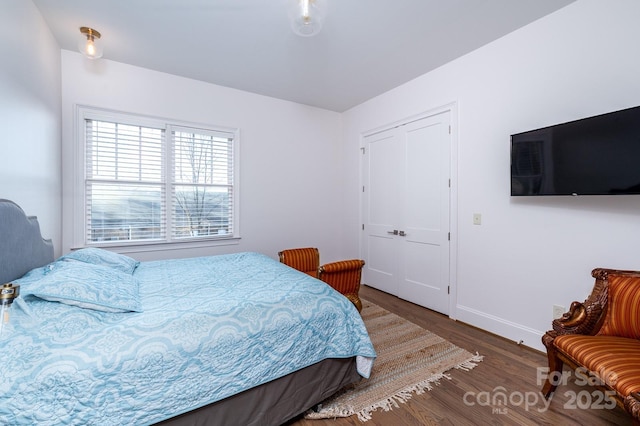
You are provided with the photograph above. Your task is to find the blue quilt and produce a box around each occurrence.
[0,252,375,425]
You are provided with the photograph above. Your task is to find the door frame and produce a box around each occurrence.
[358,102,459,319]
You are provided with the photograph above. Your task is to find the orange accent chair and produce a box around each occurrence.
[278,247,320,278]
[278,248,365,312]
[318,259,365,312]
[541,268,640,423]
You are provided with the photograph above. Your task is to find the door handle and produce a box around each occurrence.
[387,230,399,235]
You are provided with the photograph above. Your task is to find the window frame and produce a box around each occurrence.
[73,105,240,252]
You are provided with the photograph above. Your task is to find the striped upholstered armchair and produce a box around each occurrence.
[541,268,640,422]
[318,259,365,312]
[278,247,320,278]
[278,248,365,312]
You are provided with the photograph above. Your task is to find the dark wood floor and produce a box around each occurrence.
[289,285,631,426]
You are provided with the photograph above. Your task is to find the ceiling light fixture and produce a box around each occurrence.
[78,27,103,59]
[290,0,325,37]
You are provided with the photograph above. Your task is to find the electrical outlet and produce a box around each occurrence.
[553,304,565,320]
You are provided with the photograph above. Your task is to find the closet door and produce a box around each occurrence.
[361,127,402,295]
[362,111,451,314]
[396,113,451,314]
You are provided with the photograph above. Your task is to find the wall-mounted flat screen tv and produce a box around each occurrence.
[511,105,640,196]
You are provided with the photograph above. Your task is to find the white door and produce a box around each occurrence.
[361,127,402,295]
[362,111,451,314]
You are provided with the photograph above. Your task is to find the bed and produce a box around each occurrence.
[0,199,375,425]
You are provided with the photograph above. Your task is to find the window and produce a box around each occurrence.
[77,107,238,247]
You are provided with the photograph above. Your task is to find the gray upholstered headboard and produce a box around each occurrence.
[0,199,54,283]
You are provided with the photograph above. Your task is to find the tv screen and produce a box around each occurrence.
[511,105,640,196]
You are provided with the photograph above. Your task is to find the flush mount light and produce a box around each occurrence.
[78,27,103,59]
[290,0,325,37]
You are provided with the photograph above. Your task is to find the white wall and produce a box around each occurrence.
[10,0,640,352]
[0,1,62,255]
[60,52,345,262]
[343,0,640,351]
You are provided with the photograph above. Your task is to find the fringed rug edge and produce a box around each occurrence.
[305,352,484,422]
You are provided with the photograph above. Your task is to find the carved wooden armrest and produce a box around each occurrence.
[624,393,640,421]
[550,268,610,337]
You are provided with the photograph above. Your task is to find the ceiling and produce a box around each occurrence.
[32,0,575,112]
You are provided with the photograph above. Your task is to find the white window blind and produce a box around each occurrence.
[85,119,165,243]
[171,128,234,239]
[82,109,237,246]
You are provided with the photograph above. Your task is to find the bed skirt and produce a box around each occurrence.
[155,357,360,426]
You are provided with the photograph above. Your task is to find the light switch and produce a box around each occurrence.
[473,213,482,225]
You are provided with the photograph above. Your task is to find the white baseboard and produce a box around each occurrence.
[455,304,547,353]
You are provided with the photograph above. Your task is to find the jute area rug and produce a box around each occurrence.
[305,299,483,422]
